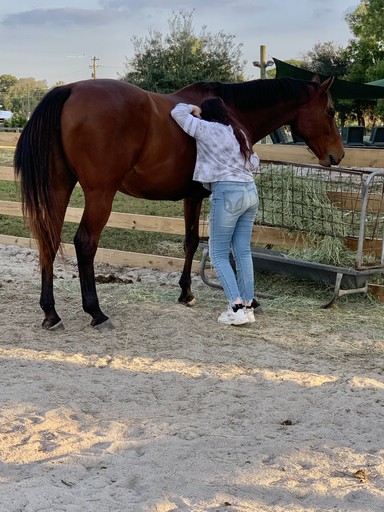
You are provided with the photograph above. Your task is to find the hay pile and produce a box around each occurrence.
[255,165,358,267]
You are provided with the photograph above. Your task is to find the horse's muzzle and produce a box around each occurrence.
[329,152,345,166]
[329,154,338,166]
[320,152,344,167]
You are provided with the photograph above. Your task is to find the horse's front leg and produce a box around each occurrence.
[74,193,114,328]
[178,193,206,306]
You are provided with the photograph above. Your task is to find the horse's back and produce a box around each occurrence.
[61,79,150,156]
[60,79,197,199]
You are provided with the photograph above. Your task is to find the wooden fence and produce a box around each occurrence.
[2,133,384,296]
[0,171,208,272]
[0,162,313,271]
[256,144,384,169]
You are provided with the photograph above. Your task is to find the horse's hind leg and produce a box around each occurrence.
[74,191,115,328]
[41,264,64,330]
[40,175,76,330]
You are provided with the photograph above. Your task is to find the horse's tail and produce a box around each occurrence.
[14,86,72,268]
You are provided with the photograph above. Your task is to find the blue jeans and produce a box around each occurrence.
[209,181,259,304]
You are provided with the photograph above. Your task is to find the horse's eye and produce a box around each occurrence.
[327,107,336,118]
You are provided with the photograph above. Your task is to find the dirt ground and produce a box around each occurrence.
[0,243,384,512]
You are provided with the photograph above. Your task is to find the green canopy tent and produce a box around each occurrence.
[366,79,384,87]
[274,58,384,99]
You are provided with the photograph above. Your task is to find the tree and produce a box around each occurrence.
[121,10,246,92]
[301,42,354,125]
[5,77,48,120]
[344,0,384,125]
[346,0,384,45]
[301,42,351,78]
[0,74,17,110]
[345,0,384,83]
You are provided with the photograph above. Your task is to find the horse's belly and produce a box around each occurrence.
[118,169,193,201]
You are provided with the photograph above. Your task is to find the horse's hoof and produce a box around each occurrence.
[178,295,196,307]
[94,318,114,331]
[48,320,65,331]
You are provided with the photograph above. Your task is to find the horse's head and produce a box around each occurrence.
[290,76,344,166]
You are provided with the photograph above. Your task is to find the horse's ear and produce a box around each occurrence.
[320,76,335,92]
[311,74,321,84]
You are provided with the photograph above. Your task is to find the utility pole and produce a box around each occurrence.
[90,56,100,79]
[252,45,274,80]
[253,45,275,143]
[260,45,267,79]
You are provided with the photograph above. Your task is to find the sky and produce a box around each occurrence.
[1,0,359,87]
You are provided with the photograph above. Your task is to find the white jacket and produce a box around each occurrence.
[171,103,259,189]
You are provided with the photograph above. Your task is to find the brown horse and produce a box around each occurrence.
[14,75,344,330]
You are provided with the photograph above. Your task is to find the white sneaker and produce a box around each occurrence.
[244,298,262,323]
[245,307,256,323]
[218,307,249,326]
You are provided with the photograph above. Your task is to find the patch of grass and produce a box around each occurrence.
[0,216,188,257]
[0,215,29,237]
[0,181,20,202]
[0,149,14,167]
[0,179,187,218]
[68,188,187,217]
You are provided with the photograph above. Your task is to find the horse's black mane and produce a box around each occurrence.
[196,78,317,110]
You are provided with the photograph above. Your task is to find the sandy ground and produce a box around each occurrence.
[0,243,384,512]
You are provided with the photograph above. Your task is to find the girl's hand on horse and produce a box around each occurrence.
[189,105,202,118]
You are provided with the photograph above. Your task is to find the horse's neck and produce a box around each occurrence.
[241,103,301,144]
[240,79,313,143]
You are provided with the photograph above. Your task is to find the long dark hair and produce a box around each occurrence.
[200,96,251,162]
